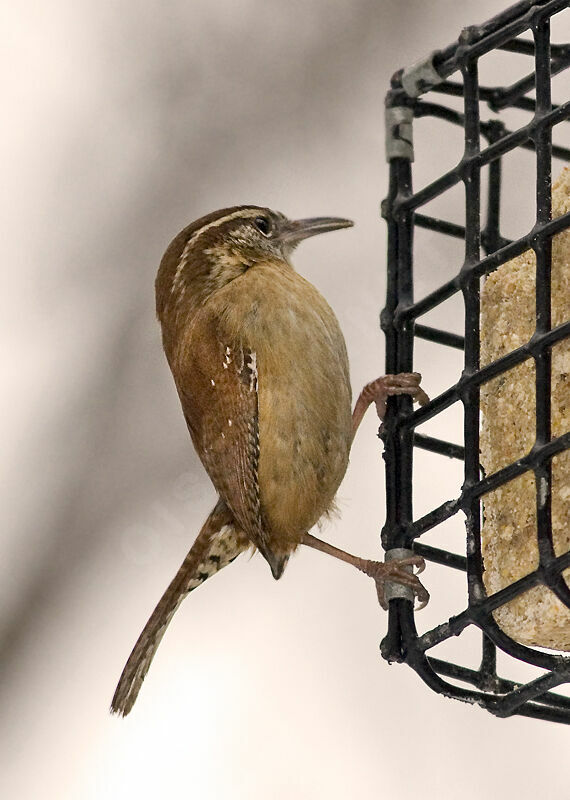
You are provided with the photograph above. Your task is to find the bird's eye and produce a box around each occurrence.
[254,216,272,236]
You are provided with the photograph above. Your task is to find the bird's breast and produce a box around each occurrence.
[211,262,353,545]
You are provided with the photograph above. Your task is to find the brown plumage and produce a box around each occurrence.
[111,205,428,716]
[156,206,353,575]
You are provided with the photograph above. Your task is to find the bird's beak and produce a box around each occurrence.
[280,216,354,248]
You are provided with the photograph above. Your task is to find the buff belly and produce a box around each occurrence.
[255,281,352,549]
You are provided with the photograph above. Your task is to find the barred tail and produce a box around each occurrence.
[111,500,249,716]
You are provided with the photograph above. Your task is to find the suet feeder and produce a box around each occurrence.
[380,0,570,723]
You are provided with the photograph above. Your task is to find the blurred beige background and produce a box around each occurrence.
[2,1,569,798]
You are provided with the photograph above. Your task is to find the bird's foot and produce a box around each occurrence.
[352,373,429,438]
[362,373,430,422]
[358,555,429,611]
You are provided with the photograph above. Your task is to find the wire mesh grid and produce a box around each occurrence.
[380,0,570,724]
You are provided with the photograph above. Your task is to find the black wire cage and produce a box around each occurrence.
[380,0,570,724]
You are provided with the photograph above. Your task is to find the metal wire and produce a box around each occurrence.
[381,0,570,724]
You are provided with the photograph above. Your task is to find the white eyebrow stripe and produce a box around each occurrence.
[171,208,264,291]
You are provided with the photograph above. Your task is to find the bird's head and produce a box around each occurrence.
[156,205,353,318]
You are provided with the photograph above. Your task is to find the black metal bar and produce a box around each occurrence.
[460,55,485,612]
[413,432,465,460]
[397,276,461,323]
[395,156,415,552]
[412,543,467,571]
[533,15,556,585]
[414,324,465,349]
[533,17,570,610]
[548,142,570,162]
[481,121,506,255]
[478,632,500,693]
[407,498,460,540]
[502,702,570,725]
[380,159,407,655]
[408,500,460,539]
[402,386,460,429]
[498,37,570,58]
[413,213,466,240]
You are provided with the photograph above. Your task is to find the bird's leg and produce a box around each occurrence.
[301,532,429,610]
[310,373,430,609]
[351,372,429,440]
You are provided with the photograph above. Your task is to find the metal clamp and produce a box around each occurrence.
[385,106,414,161]
[400,52,442,98]
[384,547,415,603]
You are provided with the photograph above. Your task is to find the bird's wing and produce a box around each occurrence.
[173,310,266,550]
[111,499,249,716]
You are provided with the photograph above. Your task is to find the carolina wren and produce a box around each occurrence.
[111,205,429,716]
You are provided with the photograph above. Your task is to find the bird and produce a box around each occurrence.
[111,205,429,716]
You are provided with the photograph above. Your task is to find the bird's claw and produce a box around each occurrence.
[361,555,429,611]
[362,373,430,423]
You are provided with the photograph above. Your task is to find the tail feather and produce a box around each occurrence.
[111,500,249,716]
